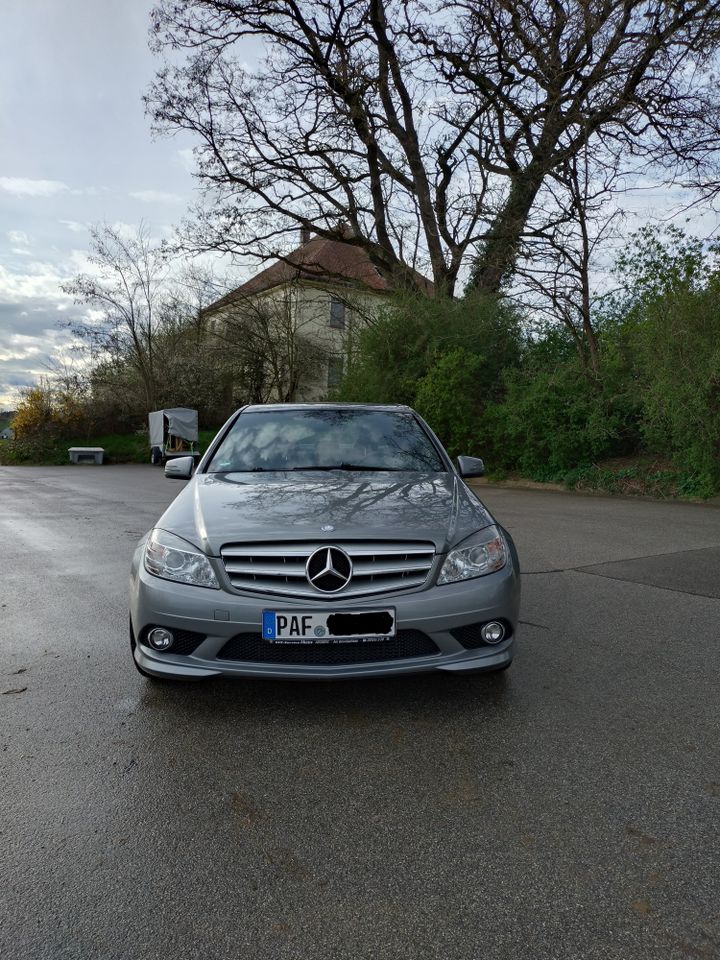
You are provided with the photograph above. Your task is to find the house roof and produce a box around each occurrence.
[204,235,432,313]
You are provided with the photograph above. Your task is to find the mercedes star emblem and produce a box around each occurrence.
[306,546,353,593]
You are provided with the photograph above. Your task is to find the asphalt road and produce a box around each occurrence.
[1,465,719,960]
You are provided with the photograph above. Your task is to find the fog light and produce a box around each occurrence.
[480,621,505,645]
[147,627,174,651]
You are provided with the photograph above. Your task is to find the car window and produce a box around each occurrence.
[206,408,445,473]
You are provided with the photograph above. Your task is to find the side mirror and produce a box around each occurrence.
[457,455,485,478]
[165,456,195,480]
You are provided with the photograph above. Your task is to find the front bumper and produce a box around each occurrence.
[129,549,520,680]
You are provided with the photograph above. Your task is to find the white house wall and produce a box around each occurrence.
[211,282,386,402]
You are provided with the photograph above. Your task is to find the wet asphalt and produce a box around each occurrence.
[1,465,719,960]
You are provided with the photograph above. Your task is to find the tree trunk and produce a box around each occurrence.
[470,170,545,294]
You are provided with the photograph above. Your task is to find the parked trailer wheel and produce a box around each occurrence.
[150,446,163,465]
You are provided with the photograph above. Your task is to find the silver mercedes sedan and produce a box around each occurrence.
[129,403,521,681]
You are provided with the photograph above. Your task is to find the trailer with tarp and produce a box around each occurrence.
[148,408,200,465]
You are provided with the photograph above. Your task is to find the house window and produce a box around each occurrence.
[329,298,346,329]
[327,357,344,389]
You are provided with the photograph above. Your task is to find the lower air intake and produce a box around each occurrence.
[216,630,440,665]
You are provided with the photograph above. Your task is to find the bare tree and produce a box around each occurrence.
[207,284,332,404]
[62,225,319,422]
[149,263,236,417]
[61,223,168,413]
[146,0,720,298]
[425,0,720,291]
[512,147,626,378]
[204,283,336,404]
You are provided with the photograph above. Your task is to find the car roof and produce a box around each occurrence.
[240,403,414,414]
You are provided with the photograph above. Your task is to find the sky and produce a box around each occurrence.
[0,0,257,408]
[1,1,718,409]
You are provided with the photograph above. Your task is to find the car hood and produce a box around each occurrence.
[155,471,494,556]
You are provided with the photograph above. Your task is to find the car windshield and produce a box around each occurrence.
[206,408,445,473]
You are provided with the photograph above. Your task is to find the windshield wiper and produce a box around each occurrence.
[227,467,275,472]
[290,464,406,472]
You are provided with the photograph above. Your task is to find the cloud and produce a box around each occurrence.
[108,220,139,240]
[130,189,184,204]
[7,230,30,247]
[0,177,70,197]
[59,219,87,233]
[8,231,32,257]
[0,324,85,404]
[0,312,78,392]
[0,259,89,404]
[0,333,48,362]
[0,263,64,306]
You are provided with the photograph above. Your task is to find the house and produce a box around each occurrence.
[203,229,431,402]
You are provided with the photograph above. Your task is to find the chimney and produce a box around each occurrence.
[300,225,312,245]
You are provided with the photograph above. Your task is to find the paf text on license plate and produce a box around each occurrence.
[262,609,395,643]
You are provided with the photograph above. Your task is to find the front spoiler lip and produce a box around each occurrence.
[133,640,514,680]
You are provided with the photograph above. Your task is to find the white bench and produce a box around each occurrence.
[68,446,105,465]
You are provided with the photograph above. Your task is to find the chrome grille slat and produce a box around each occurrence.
[215,576,431,601]
[223,560,307,576]
[351,559,432,575]
[219,540,435,599]
[222,545,316,559]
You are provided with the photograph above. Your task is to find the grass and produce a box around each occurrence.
[559,461,716,500]
[510,455,718,500]
[0,429,221,466]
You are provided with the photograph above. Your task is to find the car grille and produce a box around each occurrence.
[219,540,436,600]
[216,630,440,665]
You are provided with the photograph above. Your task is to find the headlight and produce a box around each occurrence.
[144,528,219,589]
[437,525,507,584]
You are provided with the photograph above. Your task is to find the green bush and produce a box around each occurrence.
[414,349,486,457]
[338,291,522,463]
[0,434,61,465]
[631,280,720,490]
[343,240,720,497]
[485,348,634,479]
[339,292,522,407]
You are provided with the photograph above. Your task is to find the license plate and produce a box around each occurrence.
[262,609,396,644]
